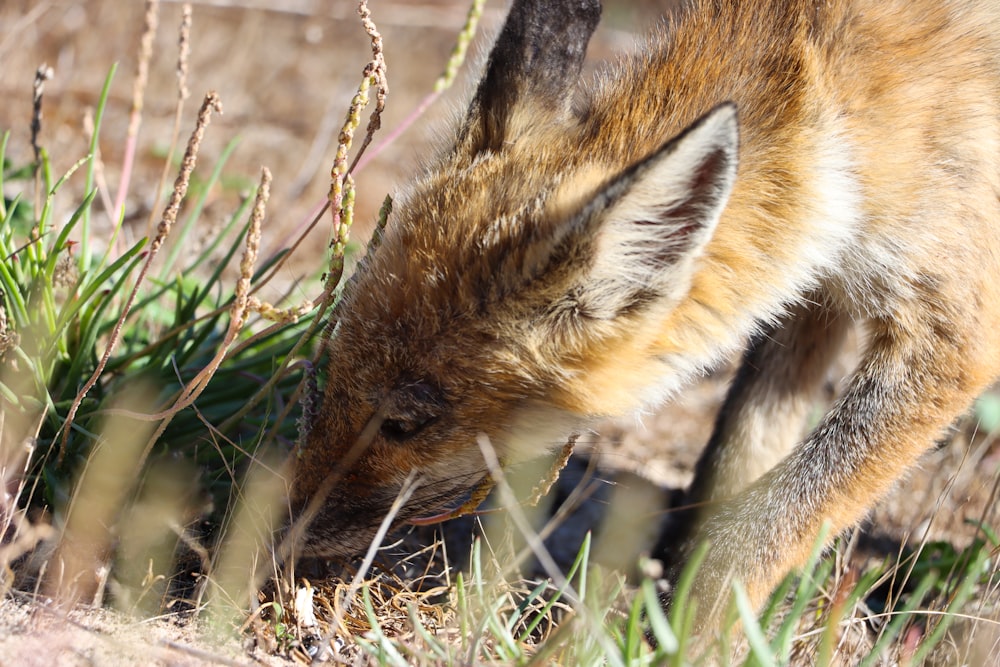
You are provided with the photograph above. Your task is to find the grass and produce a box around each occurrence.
[2,0,999,664]
[0,79,310,605]
[251,508,999,665]
[0,0,320,616]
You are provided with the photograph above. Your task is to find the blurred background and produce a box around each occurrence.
[0,1,665,283]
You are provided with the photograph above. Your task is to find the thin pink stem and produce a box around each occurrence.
[351,90,441,175]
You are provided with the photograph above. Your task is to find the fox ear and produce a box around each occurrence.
[455,0,601,157]
[551,103,740,322]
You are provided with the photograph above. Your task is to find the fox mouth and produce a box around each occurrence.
[407,474,496,525]
[407,439,577,525]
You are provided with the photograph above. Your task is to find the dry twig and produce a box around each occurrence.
[30,63,54,216]
[114,0,160,225]
[146,3,193,238]
[59,92,223,463]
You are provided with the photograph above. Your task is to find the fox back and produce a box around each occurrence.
[291,0,1000,623]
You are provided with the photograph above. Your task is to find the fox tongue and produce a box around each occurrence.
[407,476,496,525]
[407,508,465,526]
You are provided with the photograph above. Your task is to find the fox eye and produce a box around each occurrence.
[380,413,436,441]
[379,381,445,442]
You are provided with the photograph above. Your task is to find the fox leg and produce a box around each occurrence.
[683,302,988,625]
[654,300,846,579]
[689,299,851,505]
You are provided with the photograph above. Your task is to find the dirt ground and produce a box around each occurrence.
[2,0,999,664]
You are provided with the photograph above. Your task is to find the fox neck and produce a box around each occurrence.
[552,29,865,416]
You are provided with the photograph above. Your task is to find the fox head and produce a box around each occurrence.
[289,0,739,558]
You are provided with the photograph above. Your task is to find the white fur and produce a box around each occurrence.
[587,105,740,316]
[636,117,867,412]
[797,122,866,296]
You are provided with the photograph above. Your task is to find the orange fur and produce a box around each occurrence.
[291,0,1000,627]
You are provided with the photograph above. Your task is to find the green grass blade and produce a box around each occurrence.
[59,245,148,395]
[734,581,777,667]
[911,545,990,664]
[70,236,148,321]
[359,586,409,667]
[772,525,832,658]
[514,532,592,642]
[44,188,97,279]
[859,569,939,667]
[186,188,253,276]
[81,65,117,273]
[0,242,29,325]
[642,577,680,656]
[670,540,709,665]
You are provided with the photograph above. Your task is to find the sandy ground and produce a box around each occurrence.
[0,594,244,667]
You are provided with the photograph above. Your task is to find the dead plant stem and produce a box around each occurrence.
[115,0,160,232]
[59,92,223,463]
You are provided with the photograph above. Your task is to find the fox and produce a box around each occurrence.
[289,0,1000,626]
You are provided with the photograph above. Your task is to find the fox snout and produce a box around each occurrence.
[288,388,500,559]
[286,472,447,560]
[288,422,468,558]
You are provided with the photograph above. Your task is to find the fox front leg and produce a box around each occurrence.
[676,307,985,627]
[689,299,852,505]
